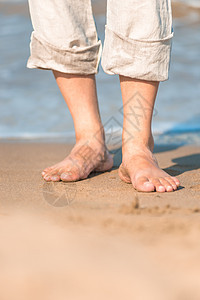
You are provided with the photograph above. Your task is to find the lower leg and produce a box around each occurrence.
[119,76,180,192]
[42,72,113,182]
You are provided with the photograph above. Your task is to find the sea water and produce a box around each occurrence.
[0,0,199,145]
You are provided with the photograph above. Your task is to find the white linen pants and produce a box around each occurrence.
[27,0,173,81]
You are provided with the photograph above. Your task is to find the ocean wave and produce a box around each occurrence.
[0,128,200,146]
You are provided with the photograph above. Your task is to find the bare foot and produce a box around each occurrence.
[42,140,113,182]
[119,146,180,192]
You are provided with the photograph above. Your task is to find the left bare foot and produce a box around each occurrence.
[42,139,113,182]
[119,146,180,192]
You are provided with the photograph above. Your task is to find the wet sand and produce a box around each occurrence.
[172,2,200,18]
[0,142,200,299]
[1,0,199,18]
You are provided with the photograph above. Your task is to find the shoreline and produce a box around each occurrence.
[1,129,200,146]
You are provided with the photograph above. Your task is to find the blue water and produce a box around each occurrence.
[0,0,200,145]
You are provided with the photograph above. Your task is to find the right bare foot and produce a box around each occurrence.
[42,140,113,182]
[119,145,180,192]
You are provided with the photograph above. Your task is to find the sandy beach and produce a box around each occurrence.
[0,142,200,299]
[0,0,200,299]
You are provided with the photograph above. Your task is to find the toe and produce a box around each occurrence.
[50,175,61,182]
[165,177,178,190]
[42,170,48,177]
[42,167,55,178]
[159,178,173,192]
[60,172,79,182]
[172,176,180,187]
[42,167,52,175]
[150,178,166,193]
[43,174,52,182]
[134,176,155,192]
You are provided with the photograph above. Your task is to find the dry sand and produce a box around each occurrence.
[0,142,200,300]
[1,1,200,299]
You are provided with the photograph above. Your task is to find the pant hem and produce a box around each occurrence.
[101,26,173,82]
[27,32,102,74]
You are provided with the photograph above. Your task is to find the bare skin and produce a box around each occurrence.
[42,72,113,182]
[118,76,180,192]
[42,72,180,192]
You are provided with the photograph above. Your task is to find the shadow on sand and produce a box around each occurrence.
[110,144,200,178]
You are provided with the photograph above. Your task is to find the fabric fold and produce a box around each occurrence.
[27,32,102,74]
[101,26,173,81]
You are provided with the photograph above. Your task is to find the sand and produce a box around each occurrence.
[1,1,200,299]
[0,142,200,300]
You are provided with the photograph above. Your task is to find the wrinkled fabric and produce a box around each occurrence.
[27,0,173,81]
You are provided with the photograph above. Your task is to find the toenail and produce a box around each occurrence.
[51,176,59,181]
[158,186,165,192]
[173,178,180,185]
[167,186,172,192]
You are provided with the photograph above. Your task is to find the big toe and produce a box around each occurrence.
[43,171,61,182]
[42,167,53,177]
[60,172,80,182]
[134,177,155,192]
[50,174,61,182]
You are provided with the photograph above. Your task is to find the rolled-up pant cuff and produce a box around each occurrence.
[101,26,173,82]
[27,32,102,74]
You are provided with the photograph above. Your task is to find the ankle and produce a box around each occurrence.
[122,132,154,155]
[75,126,106,149]
[75,124,105,143]
[72,136,108,165]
